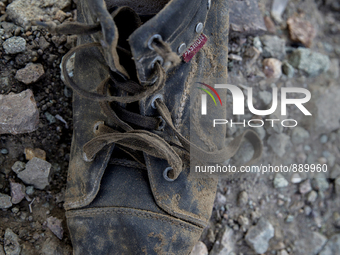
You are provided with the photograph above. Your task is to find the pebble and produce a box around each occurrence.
[264,16,276,34]
[253,36,262,49]
[215,192,227,206]
[285,215,294,223]
[287,16,316,48]
[10,182,26,204]
[304,206,312,216]
[4,228,21,255]
[11,163,27,178]
[335,178,340,195]
[54,10,68,23]
[210,226,234,255]
[312,174,329,192]
[190,241,208,255]
[17,157,51,190]
[0,148,8,155]
[38,36,50,51]
[263,58,282,80]
[245,218,274,254]
[25,186,35,195]
[291,173,303,183]
[289,48,330,77]
[307,190,318,203]
[282,61,295,78]
[273,173,289,188]
[319,234,340,255]
[299,179,312,194]
[45,112,56,124]
[3,36,26,54]
[268,133,291,157]
[330,164,340,179]
[24,147,46,161]
[271,0,289,23]
[320,134,328,144]
[291,127,310,145]
[261,35,286,60]
[0,89,39,135]
[0,193,12,209]
[15,63,45,84]
[47,216,64,240]
[238,191,249,207]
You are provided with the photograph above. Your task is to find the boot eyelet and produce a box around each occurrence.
[150,56,164,69]
[148,34,163,50]
[93,121,104,134]
[163,167,175,182]
[156,116,166,131]
[151,94,164,109]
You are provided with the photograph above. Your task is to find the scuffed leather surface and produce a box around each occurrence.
[67,207,202,255]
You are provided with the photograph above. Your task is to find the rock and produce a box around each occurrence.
[238,191,248,207]
[238,215,249,226]
[11,161,26,174]
[294,231,327,255]
[291,173,303,183]
[291,127,310,145]
[273,173,289,188]
[228,54,242,62]
[190,241,208,255]
[335,178,340,195]
[40,235,70,255]
[24,148,46,161]
[54,10,67,23]
[263,58,282,81]
[282,62,295,78]
[210,226,235,255]
[10,182,25,204]
[253,37,262,49]
[0,89,39,135]
[261,35,286,60]
[245,218,274,254]
[319,234,340,255]
[244,46,261,66]
[38,37,50,51]
[320,134,328,144]
[0,193,12,209]
[25,186,34,195]
[285,215,294,223]
[312,174,329,192]
[15,63,45,84]
[307,190,318,203]
[264,16,276,34]
[289,48,330,76]
[299,179,312,194]
[268,133,291,157]
[271,0,289,23]
[3,37,26,54]
[1,148,8,155]
[45,112,56,124]
[4,228,21,255]
[330,164,340,179]
[47,216,64,240]
[17,157,51,190]
[259,91,272,105]
[7,0,72,27]
[278,250,289,255]
[287,16,316,48]
[229,0,266,36]
[215,192,227,206]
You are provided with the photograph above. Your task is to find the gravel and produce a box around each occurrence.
[2,36,26,54]
[0,193,12,209]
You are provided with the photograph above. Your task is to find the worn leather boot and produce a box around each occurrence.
[56,0,262,254]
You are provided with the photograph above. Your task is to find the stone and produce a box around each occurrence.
[17,157,51,190]
[190,241,208,255]
[0,89,39,135]
[4,228,21,255]
[307,190,318,203]
[54,10,67,23]
[312,174,329,192]
[291,173,303,183]
[319,234,340,255]
[330,164,340,179]
[271,0,289,23]
[238,191,248,207]
[299,179,312,194]
[253,37,262,49]
[320,134,328,144]
[25,186,34,195]
[229,0,266,36]
[287,16,316,48]
[3,37,26,54]
[268,133,291,157]
[335,178,340,195]
[7,0,72,27]
[1,148,8,155]
[291,127,310,145]
[38,37,50,51]
[259,91,272,105]
[11,161,26,174]
[294,232,327,255]
[24,148,46,161]
[15,63,45,84]
[264,16,276,34]
[215,192,227,206]
[47,216,64,240]
[245,218,274,254]
[273,173,289,188]
[44,112,56,124]
[285,215,294,223]
[282,62,295,78]
[289,48,330,77]
[10,182,25,204]
[261,35,286,60]
[0,193,12,209]
[210,226,235,255]
[263,58,282,81]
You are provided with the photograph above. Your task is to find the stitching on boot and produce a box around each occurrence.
[66,207,202,233]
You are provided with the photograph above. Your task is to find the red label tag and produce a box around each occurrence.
[182,34,208,63]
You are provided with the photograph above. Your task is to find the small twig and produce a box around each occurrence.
[29,198,36,213]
